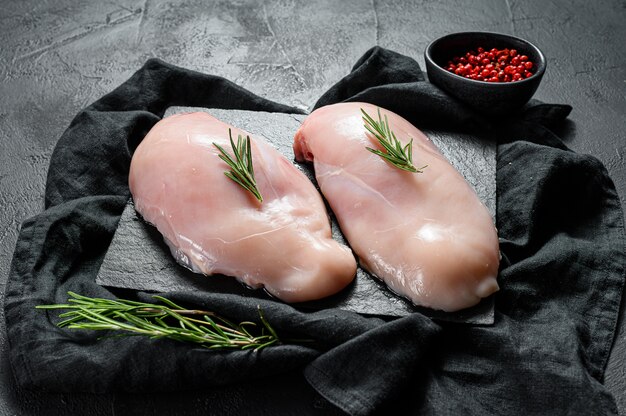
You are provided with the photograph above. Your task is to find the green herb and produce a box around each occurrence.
[213,129,263,203]
[361,108,427,173]
[36,292,279,350]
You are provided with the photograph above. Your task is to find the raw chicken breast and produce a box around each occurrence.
[293,103,499,311]
[129,112,357,303]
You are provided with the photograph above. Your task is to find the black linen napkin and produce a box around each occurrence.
[4,47,625,415]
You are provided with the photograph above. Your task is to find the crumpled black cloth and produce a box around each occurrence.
[4,47,625,415]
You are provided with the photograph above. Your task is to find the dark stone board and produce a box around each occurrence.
[96,107,497,324]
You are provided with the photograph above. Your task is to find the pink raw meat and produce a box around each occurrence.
[129,112,357,303]
[293,102,500,311]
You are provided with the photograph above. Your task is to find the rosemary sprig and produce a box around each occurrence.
[213,129,263,203]
[36,292,280,351]
[361,108,427,173]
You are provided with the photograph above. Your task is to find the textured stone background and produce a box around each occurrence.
[1,0,624,414]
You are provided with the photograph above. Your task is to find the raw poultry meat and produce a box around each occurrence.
[129,112,357,303]
[293,102,499,311]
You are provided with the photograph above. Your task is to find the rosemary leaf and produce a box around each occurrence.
[152,295,184,310]
[213,129,263,203]
[37,292,281,351]
[361,108,428,174]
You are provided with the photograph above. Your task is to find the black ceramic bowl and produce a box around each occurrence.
[425,31,546,115]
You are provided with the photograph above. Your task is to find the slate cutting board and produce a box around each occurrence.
[96,107,497,324]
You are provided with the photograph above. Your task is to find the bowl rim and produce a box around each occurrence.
[424,31,546,87]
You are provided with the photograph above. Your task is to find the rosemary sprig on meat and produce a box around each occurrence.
[361,108,427,173]
[37,292,279,350]
[213,129,263,202]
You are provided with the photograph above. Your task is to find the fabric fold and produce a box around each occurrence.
[305,314,441,416]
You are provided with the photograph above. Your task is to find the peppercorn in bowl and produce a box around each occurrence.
[424,31,546,115]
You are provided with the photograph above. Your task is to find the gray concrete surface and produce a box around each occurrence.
[1,0,625,414]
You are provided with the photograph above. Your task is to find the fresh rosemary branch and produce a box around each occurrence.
[213,129,263,203]
[36,292,280,350]
[361,108,427,173]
